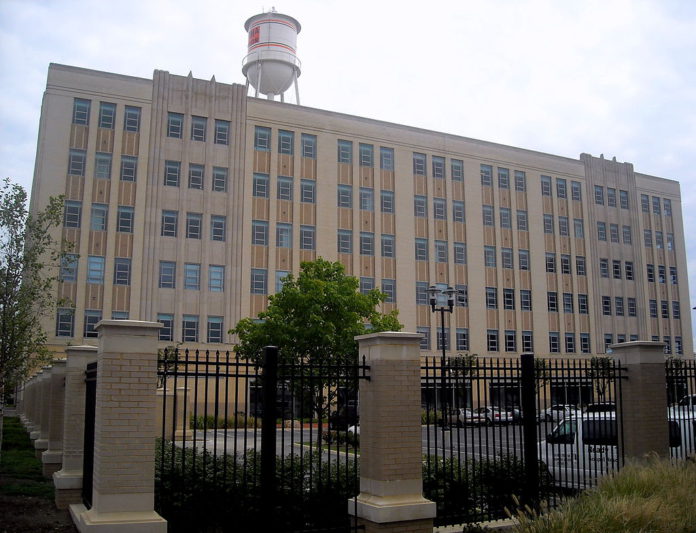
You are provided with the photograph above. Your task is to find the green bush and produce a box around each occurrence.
[190,413,261,430]
[321,430,359,448]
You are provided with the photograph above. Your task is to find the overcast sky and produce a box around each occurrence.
[1,0,694,346]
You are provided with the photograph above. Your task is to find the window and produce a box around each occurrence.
[498,168,509,188]
[211,215,226,241]
[73,98,90,125]
[94,152,112,179]
[619,190,629,209]
[158,314,174,341]
[161,210,178,237]
[278,130,294,154]
[519,250,530,271]
[522,331,534,352]
[628,298,637,317]
[301,179,315,203]
[184,263,201,290]
[416,282,428,305]
[487,330,499,352]
[609,223,619,243]
[565,333,576,354]
[120,155,137,182]
[354,143,373,167]
[434,240,447,263]
[98,102,116,129]
[432,156,445,179]
[456,329,469,351]
[594,185,604,205]
[597,222,606,241]
[380,147,394,170]
[251,125,271,150]
[647,264,655,283]
[505,330,516,352]
[337,229,352,254]
[649,300,657,318]
[433,198,446,219]
[667,233,674,251]
[516,210,528,230]
[338,140,353,163]
[661,300,669,318]
[571,181,582,201]
[615,297,624,316]
[574,219,584,238]
[251,220,268,245]
[602,296,612,316]
[641,194,649,212]
[207,317,224,343]
[113,258,131,285]
[644,230,652,248]
[612,260,621,279]
[186,212,202,239]
[338,185,353,208]
[87,256,105,284]
[599,258,609,278]
[545,253,556,273]
[501,248,513,269]
[413,153,426,175]
[578,294,588,314]
[68,149,86,176]
[556,178,567,198]
[652,196,661,215]
[503,288,515,310]
[302,134,317,159]
[607,187,616,207]
[191,116,207,141]
[212,167,228,192]
[214,120,230,145]
[415,238,428,261]
[452,159,464,182]
[164,160,181,187]
[381,190,394,213]
[90,203,108,231]
[84,310,102,338]
[480,164,492,186]
[167,112,183,138]
[663,199,672,216]
[625,261,634,280]
[620,225,632,244]
[456,284,468,307]
[188,164,204,189]
[520,290,532,311]
[658,265,666,283]
[486,287,498,309]
[484,246,496,267]
[182,315,199,342]
[360,188,374,211]
[543,214,554,234]
[300,225,315,250]
[670,266,678,284]
[541,175,551,196]
[500,208,512,228]
[655,231,663,249]
[117,206,134,233]
[278,176,294,200]
[414,195,427,217]
[209,265,225,292]
[561,254,571,274]
[276,223,292,248]
[60,254,78,282]
[56,308,75,337]
[253,173,269,197]
[123,106,141,132]
[360,232,374,256]
[559,216,569,236]
[381,234,395,258]
[576,256,586,275]
[515,170,526,192]
[251,268,267,294]
[454,242,467,264]
[360,277,375,294]
[547,292,558,312]
[580,333,590,354]
[453,201,465,223]
[549,332,560,353]
[483,205,494,226]
[382,279,396,303]
[418,327,431,350]
[159,261,176,288]
[275,270,289,293]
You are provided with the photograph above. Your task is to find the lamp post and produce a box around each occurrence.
[427,285,456,426]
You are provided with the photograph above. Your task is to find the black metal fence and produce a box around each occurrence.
[666,357,696,461]
[82,361,98,509]
[155,347,368,533]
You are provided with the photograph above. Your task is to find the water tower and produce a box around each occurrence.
[242,9,302,104]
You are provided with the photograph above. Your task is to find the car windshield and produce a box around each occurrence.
[551,419,577,439]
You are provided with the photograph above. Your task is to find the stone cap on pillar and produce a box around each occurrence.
[355,332,423,362]
[95,320,162,354]
[610,341,666,365]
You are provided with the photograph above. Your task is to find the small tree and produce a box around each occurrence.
[0,178,64,457]
[586,356,616,402]
[231,258,402,432]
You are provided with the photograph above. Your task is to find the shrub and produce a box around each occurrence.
[190,412,261,430]
[321,430,359,448]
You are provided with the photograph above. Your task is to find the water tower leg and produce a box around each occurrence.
[280,93,285,103]
[255,64,262,98]
[294,77,300,106]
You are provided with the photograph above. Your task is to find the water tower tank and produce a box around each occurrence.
[242,10,302,102]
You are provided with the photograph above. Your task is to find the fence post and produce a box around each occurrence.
[261,345,279,525]
[69,320,167,533]
[352,332,436,533]
[41,359,66,477]
[33,368,51,458]
[612,341,669,459]
[520,352,539,509]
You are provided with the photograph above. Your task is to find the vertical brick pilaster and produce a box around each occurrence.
[42,359,66,477]
[613,341,669,459]
[70,320,167,532]
[33,369,51,457]
[351,332,435,533]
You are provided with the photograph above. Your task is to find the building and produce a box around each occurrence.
[29,62,692,359]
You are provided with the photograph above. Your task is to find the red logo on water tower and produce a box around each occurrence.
[249,27,260,45]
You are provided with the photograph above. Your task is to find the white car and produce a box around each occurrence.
[538,404,581,422]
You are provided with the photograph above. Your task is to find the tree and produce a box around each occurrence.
[586,356,617,402]
[0,178,64,456]
[231,258,402,431]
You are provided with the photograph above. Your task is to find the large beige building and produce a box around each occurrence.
[30,63,692,359]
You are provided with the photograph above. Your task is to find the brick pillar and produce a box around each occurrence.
[54,346,98,509]
[28,371,44,438]
[70,320,167,533]
[351,332,436,533]
[42,359,67,477]
[34,369,51,457]
[612,341,669,459]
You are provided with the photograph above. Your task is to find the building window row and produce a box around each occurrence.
[596,221,633,244]
[546,292,589,314]
[643,229,675,251]
[414,153,465,182]
[600,296,638,317]
[157,313,225,343]
[160,211,227,241]
[549,332,591,354]
[72,98,141,133]
[481,165,527,191]
[648,299,681,319]
[594,186,629,209]
[542,214,585,238]
[540,175,583,201]
[158,262,225,292]
[252,173,316,203]
[641,194,672,216]
[544,254,587,275]
[163,161,228,191]
[417,326,532,353]
[252,127,318,160]
[167,112,230,145]
[646,264,678,284]
[598,258,634,280]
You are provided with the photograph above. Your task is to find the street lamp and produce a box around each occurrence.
[427,285,456,425]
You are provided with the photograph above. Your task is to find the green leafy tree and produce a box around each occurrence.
[0,178,64,457]
[586,356,617,402]
[231,258,402,431]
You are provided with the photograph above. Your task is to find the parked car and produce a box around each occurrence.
[674,394,696,409]
[584,402,616,414]
[538,404,581,422]
[445,407,474,427]
[470,406,513,425]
